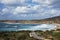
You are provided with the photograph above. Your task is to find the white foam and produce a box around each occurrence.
[16,24,57,31]
[13,26,17,27]
[29,24,57,30]
[4,22,21,24]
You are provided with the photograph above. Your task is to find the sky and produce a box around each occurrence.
[0,0,60,20]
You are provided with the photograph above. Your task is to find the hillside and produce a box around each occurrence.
[0,16,60,24]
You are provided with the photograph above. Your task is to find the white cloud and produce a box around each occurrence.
[1,7,15,15]
[13,6,29,14]
[1,0,26,5]
[50,9,60,16]
[32,5,40,10]
[13,5,40,14]
[32,0,54,6]
[2,8,9,13]
[0,0,60,20]
[1,5,60,17]
[40,9,60,17]
[51,9,58,14]
[1,8,9,15]
[0,5,40,15]
[32,0,53,4]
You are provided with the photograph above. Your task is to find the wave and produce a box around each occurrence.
[16,24,57,31]
[0,23,57,31]
[3,22,21,24]
[29,24,57,30]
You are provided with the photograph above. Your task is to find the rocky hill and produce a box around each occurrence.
[0,16,60,24]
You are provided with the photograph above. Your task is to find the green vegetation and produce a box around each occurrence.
[0,30,60,40]
[0,31,38,40]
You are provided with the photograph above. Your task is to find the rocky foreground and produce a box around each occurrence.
[0,29,60,40]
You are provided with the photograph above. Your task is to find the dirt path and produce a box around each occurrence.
[29,32,45,40]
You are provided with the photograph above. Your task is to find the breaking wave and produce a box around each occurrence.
[0,22,57,31]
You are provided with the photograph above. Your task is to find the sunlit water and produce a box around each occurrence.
[0,22,56,31]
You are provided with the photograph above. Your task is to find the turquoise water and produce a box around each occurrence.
[0,22,56,31]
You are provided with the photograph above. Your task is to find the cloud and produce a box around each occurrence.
[0,5,40,15]
[1,6,60,20]
[1,7,14,15]
[13,7,29,14]
[13,5,40,14]
[51,0,60,9]
[32,0,54,6]
[1,0,26,5]
[0,0,60,20]
[44,9,60,16]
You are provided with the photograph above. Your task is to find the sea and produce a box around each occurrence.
[0,22,57,31]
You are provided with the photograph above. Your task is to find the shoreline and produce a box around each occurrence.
[1,21,60,24]
[0,22,59,32]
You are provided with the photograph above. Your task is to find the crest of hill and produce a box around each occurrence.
[0,16,60,24]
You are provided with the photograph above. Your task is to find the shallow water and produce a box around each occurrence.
[0,22,56,31]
